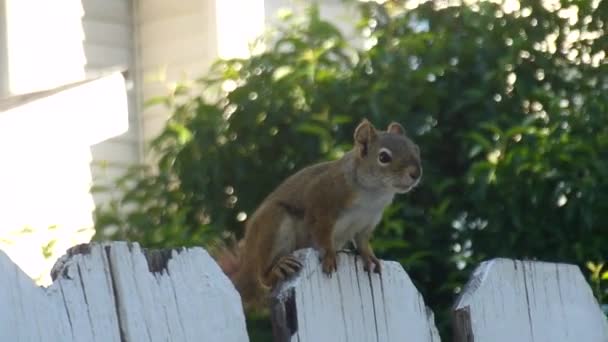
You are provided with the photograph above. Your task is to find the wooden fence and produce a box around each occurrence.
[1,241,606,341]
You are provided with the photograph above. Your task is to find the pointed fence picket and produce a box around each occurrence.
[0,242,606,341]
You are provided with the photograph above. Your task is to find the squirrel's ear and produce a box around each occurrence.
[387,122,406,135]
[354,119,377,156]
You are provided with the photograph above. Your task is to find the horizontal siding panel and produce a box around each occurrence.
[90,163,132,208]
[139,61,212,92]
[139,83,169,108]
[82,0,130,25]
[91,139,139,165]
[83,20,132,48]
[140,103,170,124]
[91,191,116,208]
[138,78,168,95]
[91,191,128,209]
[97,127,139,145]
[91,162,131,183]
[138,0,209,23]
[84,44,131,70]
[158,60,212,80]
[139,14,209,48]
[139,36,215,69]
[141,112,169,142]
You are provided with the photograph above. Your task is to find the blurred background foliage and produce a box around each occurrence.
[93,0,607,339]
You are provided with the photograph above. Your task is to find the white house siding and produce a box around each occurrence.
[0,0,140,191]
[0,73,129,285]
[0,0,137,284]
[2,0,86,95]
[80,0,141,190]
[136,0,219,149]
[135,0,360,152]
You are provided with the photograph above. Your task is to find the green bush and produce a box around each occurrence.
[94,0,607,338]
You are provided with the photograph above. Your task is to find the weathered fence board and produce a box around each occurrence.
[0,242,249,342]
[271,249,441,342]
[53,243,121,342]
[2,242,607,342]
[453,258,608,342]
[0,246,74,342]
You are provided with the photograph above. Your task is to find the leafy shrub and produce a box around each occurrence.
[94,0,607,338]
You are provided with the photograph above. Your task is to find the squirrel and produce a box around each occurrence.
[216,119,422,310]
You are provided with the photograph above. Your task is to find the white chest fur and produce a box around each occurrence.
[332,190,394,248]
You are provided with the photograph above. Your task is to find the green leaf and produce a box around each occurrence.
[586,261,599,273]
[90,185,110,193]
[468,132,493,150]
[41,240,57,259]
[296,122,330,139]
[168,122,193,145]
[272,66,294,81]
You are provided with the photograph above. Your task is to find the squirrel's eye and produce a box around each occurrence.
[378,150,392,165]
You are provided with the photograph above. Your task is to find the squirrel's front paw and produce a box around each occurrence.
[362,254,382,274]
[321,251,337,276]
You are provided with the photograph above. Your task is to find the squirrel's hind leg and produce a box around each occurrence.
[249,204,300,288]
[263,254,303,287]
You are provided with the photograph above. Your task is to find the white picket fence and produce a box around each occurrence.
[1,241,607,341]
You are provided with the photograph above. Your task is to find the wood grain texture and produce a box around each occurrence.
[0,242,249,342]
[453,258,608,342]
[271,249,441,342]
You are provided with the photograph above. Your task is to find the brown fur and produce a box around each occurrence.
[215,119,422,310]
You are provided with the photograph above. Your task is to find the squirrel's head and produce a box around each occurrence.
[353,119,422,194]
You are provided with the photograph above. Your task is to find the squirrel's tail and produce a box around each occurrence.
[213,236,242,279]
[211,236,268,311]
